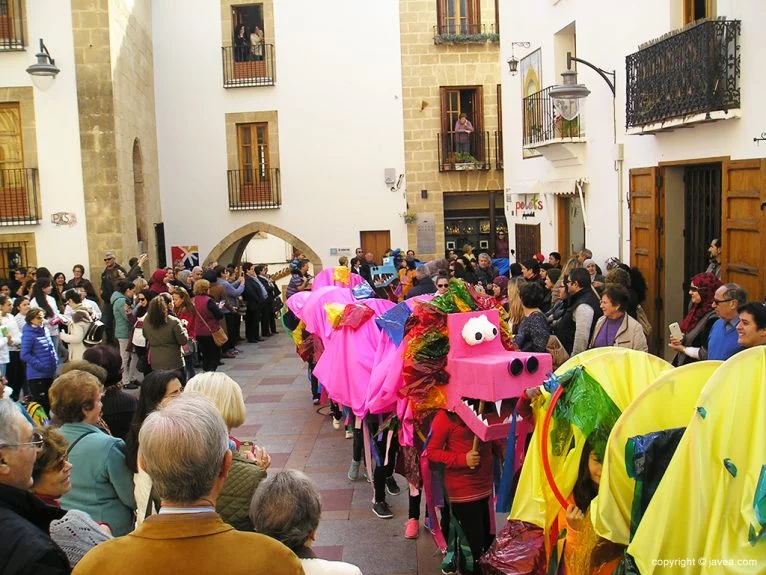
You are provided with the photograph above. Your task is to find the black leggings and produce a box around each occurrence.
[28,377,54,413]
[367,414,399,503]
[197,336,220,372]
[8,351,27,401]
[450,497,492,573]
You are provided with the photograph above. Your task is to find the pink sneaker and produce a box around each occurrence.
[404,518,419,539]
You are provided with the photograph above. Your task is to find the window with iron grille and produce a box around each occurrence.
[0,240,28,281]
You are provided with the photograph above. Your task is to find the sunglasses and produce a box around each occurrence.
[436,284,449,288]
[713,298,734,305]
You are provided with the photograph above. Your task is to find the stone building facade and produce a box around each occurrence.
[399,0,504,260]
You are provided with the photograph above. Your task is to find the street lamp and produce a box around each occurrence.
[549,51,615,119]
[26,39,60,91]
[506,42,530,75]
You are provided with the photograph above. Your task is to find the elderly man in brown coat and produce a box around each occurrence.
[73,393,303,575]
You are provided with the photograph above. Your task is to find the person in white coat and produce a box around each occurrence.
[0,295,21,378]
[59,290,94,361]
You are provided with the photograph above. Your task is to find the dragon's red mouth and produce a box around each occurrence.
[456,397,516,441]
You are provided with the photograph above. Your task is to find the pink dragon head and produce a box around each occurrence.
[446,309,552,441]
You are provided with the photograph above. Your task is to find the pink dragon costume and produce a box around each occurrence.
[287,275,552,558]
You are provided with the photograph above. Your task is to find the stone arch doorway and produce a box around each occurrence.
[204,222,323,273]
[132,139,148,252]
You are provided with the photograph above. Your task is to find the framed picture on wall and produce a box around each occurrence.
[520,48,543,159]
[479,240,489,250]
[446,241,456,250]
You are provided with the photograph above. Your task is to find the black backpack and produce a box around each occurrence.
[83,320,106,347]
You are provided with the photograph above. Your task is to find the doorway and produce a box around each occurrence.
[360,230,391,264]
[556,195,586,260]
[515,223,540,264]
[683,163,721,305]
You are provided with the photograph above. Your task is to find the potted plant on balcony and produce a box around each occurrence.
[453,151,480,170]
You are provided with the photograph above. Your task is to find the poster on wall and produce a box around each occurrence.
[520,48,543,159]
[171,245,200,270]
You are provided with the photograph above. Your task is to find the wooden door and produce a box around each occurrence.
[360,230,391,265]
[721,159,766,301]
[0,103,28,220]
[237,123,271,203]
[514,223,540,263]
[629,167,663,353]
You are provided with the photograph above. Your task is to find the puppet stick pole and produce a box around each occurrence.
[469,401,485,468]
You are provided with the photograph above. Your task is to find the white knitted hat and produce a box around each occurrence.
[49,509,112,567]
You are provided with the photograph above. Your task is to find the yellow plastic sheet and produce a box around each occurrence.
[628,347,766,574]
[592,361,722,545]
[510,349,672,554]
[333,266,350,286]
[323,303,346,328]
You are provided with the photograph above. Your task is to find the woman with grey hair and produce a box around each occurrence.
[250,469,362,575]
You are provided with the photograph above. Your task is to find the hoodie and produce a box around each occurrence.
[149,269,169,295]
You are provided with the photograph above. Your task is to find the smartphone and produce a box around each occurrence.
[238,440,254,455]
[668,322,683,341]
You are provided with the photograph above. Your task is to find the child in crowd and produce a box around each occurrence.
[427,408,499,574]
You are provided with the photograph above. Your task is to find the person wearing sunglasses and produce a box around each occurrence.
[433,275,449,295]
[0,397,71,574]
[670,281,746,363]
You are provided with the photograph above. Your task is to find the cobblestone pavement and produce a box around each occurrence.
[218,331,444,575]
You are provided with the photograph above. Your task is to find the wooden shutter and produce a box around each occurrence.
[721,159,766,301]
[629,167,661,352]
[514,223,540,263]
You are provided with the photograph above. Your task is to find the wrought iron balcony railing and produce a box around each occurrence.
[433,22,498,44]
[494,131,503,170]
[227,167,281,210]
[0,0,25,51]
[626,19,740,129]
[437,131,491,172]
[222,44,276,88]
[0,168,40,225]
[522,86,584,147]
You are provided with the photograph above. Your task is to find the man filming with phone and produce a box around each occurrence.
[669,283,747,362]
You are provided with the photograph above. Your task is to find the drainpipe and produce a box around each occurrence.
[615,143,624,261]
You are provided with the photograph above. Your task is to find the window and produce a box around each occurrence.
[0,0,25,50]
[683,0,715,24]
[439,86,486,165]
[237,122,269,182]
[437,0,480,35]
[0,238,30,279]
[232,3,265,47]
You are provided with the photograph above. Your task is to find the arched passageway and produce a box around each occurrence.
[203,221,323,273]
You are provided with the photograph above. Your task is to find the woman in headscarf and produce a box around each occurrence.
[668,272,721,366]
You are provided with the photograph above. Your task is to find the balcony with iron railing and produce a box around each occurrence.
[227,167,281,210]
[0,168,40,225]
[522,86,585,148]
[433,22,499,45]
[494,131,503,170]
[0,0,25,51]
[222,44,276,88]
[437,131,491,172]
[626,19,740,131]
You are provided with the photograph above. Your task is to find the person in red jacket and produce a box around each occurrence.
[427,409,500,574]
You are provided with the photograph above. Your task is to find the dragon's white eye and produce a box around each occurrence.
[461,315,497,346]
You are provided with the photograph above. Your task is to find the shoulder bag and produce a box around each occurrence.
[194,301,228,347]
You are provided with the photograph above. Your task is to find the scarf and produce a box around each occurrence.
[679,272,721,333]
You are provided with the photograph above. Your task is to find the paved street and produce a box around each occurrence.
[218,331,443,575]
